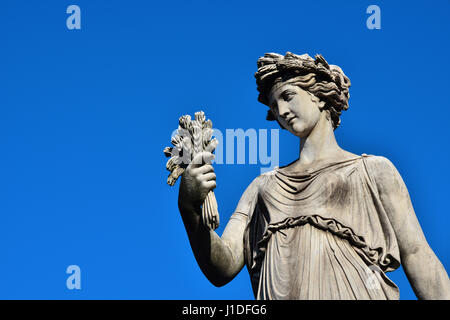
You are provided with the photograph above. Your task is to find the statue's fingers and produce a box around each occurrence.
[202,172,216,182]
[195,164,214,175]
[203,180,216,191]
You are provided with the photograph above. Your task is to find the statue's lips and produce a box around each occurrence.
[287,117,296,125]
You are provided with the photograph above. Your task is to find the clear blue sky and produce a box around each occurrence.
[1,0,449,299]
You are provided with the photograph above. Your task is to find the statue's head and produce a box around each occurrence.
[255,52,351,137]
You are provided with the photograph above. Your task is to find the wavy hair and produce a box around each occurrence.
[255,52,351,129]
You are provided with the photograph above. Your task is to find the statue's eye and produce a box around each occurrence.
[282,91,295,101]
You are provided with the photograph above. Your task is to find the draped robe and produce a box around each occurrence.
[230,154,402,300]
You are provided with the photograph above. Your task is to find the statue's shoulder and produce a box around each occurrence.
[244,169,277,193]
[234,171,277,212]
[259,168,278,182]
[361,154,397,170]
[360,154,403,187]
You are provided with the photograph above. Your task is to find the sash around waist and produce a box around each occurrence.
[251,214,400,274]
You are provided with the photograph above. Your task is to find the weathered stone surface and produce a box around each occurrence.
[175,52,450,300]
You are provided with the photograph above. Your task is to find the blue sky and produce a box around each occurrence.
[0,0,449,299]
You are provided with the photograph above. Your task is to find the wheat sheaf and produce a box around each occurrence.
[163,111,220,230]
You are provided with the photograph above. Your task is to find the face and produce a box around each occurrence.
[268,83,325,138]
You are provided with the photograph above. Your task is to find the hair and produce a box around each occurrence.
[255,52,351,129]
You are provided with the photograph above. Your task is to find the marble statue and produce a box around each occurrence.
[175,52,450,300]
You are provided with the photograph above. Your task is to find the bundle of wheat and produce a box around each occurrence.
[163,111,220,230]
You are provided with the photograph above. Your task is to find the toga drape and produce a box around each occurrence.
[230,154,402,300]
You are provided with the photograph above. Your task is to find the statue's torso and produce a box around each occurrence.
[232,155,402,300]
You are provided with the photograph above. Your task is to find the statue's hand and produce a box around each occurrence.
[179,152,216,211]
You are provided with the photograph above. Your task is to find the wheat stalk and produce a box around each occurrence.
[163,111,220,230]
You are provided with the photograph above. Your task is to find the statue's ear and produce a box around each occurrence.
[318,100,326,110]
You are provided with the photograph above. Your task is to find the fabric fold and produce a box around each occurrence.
[232,155,403,300]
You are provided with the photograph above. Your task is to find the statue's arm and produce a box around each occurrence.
[373,157,450,299]
[177,152,247,287]
[178,201,246,287]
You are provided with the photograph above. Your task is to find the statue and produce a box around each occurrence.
[174,52,450,300]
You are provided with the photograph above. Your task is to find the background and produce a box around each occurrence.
[1,0,449,299]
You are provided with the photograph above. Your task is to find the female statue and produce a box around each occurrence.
[177,52,450,299]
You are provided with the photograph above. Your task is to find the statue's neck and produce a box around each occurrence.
[298,114,341,166]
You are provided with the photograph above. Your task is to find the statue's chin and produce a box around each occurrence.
[288,121,310,138]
